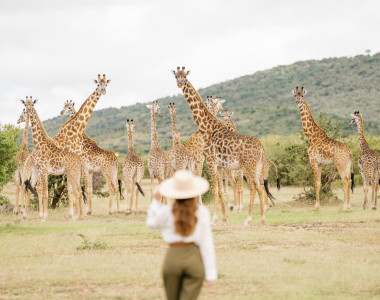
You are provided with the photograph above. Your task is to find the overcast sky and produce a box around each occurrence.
[1,0,380,126]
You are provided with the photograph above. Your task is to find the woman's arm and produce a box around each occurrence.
[146,188,170,229]
[198,207,218,281]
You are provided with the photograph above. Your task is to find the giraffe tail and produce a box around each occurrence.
[81,186,87,204]
[243,175,248,183]
[268,159,280,191]
[118,179,122,199]
[264,179,276,206]
[136,182,145,197]
[24,179,38,198]
[351,173,355,193]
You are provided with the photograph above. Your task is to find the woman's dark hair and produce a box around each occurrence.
[172,198,198,237]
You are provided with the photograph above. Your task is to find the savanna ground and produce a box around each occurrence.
[1,180,380,300]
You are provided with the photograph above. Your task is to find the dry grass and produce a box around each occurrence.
[1,181,380,299]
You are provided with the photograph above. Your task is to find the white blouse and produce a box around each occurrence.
[146,199,217,281]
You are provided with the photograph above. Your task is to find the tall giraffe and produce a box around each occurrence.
[349,111,379,210]
[147,101,170,203]
[13,108,30,215]
[167,102,192,174]
[60,100,121,215]
[293,87,353,209]
[21,97,83,221]
[220,109,280,211]
[123,119,145,214]
[172,67,266,225]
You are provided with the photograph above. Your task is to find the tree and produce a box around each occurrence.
[0,123,22,192]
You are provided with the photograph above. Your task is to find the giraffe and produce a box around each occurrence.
[21,97,83,221]
[123,119,145,214]
[172,67,267,225]
[167,102,192,174]
[22,75,111,217]
[147,101,170,203]
[293,87,353,209]
[13,108,30,215]
[220,109,280,212]
[60,100,121,215]
[348,111,380,210]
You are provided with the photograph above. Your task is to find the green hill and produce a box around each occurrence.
[41,53,380,155]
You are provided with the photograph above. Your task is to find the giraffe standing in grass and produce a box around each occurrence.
[21,97,83,221]
[60,100,121,215]
[293,87,353,209]
[173,67,269,225]
[349,111,380,210]
[167,102,192,174]
[123,119,145,214]
[147,101,170,203]
[13,109,30,215]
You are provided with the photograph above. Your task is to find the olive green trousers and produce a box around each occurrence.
[162,244,205,300]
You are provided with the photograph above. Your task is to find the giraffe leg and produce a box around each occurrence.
[337,164,350,210]
[223,172,231,210]
[310,162,321,209]
[196,158,204,204]
[124,177,131,214]
[66,182,76,221]
[130,178,136,214]
[217,167,227,224]
[372,169,378,210]
[237,170,244,212]
[264,182,269,212]
[257,182,265,225]
[149,170,154,202]
[225,170,237,212]
[208,162,220,226]
[41,174,49,222]
[13,171,20,215]
[83,168,92,215]
[244,175,257,226]
[107,178,114,215]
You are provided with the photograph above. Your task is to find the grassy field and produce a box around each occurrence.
[1,180,380,299]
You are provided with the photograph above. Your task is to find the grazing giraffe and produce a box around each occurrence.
[220,109,280,212]
[22,75,111,216]
[167,102,192,174]
[21,97,83,221]
[123,119,145,214]
[13,109,30,215]
[147,101,170,203]
[348,111,379,210]
[293,87,353,209]
[60,100,121,215]
[172,67,267,225]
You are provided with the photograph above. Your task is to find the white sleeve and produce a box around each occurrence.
[146,199,170,229]
[198,207,218,281]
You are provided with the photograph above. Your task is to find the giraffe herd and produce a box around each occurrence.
[11,69,379,225]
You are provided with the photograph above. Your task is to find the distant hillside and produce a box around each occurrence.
[41,53,380,155]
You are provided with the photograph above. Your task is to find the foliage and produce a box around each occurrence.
[76,234,109,251]
[0,195,10,206]
[0,124,22,192]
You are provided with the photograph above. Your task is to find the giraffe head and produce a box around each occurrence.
[168,102,176,117]
[94,74,111,95]
[124,119,135,133]
[20,96,38,115]
[348,111,361,126]
[60,100,76,117]
[17,109,27,124]
[146,101,162,118]
[205,96,213,111]
[172,66,190,88]
[214,96,226,114]
[292,86,307,106]
[219,110,233,121]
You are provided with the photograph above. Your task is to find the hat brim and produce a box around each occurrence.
[158,176,209,199]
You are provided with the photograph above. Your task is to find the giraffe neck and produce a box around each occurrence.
[182,80,222,134]
[356,117,369,150]
[29,107,54,151]
[150,109,159,148]
[298,99,326,142]
[21,113,30,151]
[225,117,237,133]
[170,112,182,144]
[55,90,101,150]
[127,126,134,151]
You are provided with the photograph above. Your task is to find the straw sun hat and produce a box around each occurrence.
[158,170,209,199]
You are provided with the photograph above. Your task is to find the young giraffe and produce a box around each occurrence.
[147,101,170,203]
[21,97,83,221]
[348,111,379,210]
[173,67,266,225]
[293,87,353,209]
[167,102,192,174]
[22,75,111,216]
[220,109,280,212]
[13,109,30,215]
[123,119,145,214]
[60,100,121,215]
